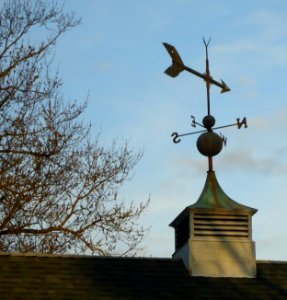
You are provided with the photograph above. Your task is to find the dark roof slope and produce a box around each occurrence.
[0,253,286,299]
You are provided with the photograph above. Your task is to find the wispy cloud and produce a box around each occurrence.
[246,10,287,40]
[218,150,287,175]
[175,148,287,176]
[94,63,112,73]
[212,9,287,70]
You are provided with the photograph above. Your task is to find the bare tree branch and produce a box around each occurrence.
[0,0,149,256]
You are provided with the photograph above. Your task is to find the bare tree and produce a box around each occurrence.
[0,0,148,256]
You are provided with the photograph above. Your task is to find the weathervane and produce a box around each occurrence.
[163,38,248,172]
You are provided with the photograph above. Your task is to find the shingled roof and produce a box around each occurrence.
[0,253,286,299]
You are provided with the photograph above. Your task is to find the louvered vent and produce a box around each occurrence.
[193,213,249,239]
[175,215,189,250]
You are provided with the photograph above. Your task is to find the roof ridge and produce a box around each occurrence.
[1,253,286,264]
[0,252,173,261]
[257,260,287,264]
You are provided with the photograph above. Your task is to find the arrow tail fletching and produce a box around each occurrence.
[164,64,184,77]
[163,43,184,65]
[163,42,185,77]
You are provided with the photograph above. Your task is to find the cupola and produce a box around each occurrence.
[170,171,257,277]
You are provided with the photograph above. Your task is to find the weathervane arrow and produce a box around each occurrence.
[163,42,230,93]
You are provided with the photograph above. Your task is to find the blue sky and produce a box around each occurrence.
[52,0,287,260]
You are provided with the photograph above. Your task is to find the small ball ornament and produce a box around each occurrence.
[202,115,216,129]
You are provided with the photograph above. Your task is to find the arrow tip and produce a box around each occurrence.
[220,80,231,93]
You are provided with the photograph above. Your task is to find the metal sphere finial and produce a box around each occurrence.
[196,132,223,157]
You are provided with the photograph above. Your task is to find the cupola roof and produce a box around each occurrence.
[190,171,257,212]
[170,171,257,228]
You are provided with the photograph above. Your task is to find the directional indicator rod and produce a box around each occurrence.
[171,117,248,144]
[163,42,231,93]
